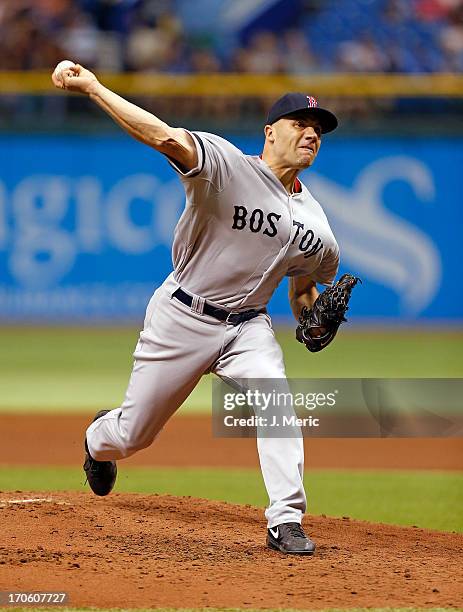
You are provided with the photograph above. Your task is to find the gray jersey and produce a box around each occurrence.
[168,131,339,310]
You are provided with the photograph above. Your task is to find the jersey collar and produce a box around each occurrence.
[293,177,302,193]
[258,155,302,195]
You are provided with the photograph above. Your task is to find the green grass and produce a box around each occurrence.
[0,466,461,533]
[0,327,462,413]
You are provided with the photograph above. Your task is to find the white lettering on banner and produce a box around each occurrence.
[106,174,160,254]
[9,228,76,289]
[10,176,76,288]
[305,156,442,315]
[0,160,442,312]
[75,177,103,253]
[0,174,183,289]
[13,175,70,226]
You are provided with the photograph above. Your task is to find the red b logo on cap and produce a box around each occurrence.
[306,96,318,108]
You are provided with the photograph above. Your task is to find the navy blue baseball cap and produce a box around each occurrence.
[266,92,338,133]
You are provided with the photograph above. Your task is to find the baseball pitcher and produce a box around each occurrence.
[52,62,359,555]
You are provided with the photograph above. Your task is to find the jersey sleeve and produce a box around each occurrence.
[310,243,340,286]
[167,130,243,192]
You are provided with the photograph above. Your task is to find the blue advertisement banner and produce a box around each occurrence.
[0,134,461,322]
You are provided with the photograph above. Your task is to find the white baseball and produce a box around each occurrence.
[53,60,76,82]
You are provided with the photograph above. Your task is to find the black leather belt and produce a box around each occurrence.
[172,287,265,326]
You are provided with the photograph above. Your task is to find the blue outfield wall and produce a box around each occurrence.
[0,134,461,322]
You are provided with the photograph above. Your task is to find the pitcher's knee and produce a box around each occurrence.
[122,432,155,456]
[89,430,155,460]
[118,420,162,457]
[86,408,164,460]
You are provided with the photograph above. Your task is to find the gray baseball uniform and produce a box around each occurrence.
[86,131,339,528]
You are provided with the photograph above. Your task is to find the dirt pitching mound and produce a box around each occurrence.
[1,492,462,609]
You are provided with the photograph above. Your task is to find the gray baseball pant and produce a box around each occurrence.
[86,276,306,527]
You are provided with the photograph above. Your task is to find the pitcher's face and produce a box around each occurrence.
[265,113,322,169]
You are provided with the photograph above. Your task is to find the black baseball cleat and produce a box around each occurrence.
[83,409,117,497]
[267,522,316,555]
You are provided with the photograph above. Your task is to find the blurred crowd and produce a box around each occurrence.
[1,0,462,73]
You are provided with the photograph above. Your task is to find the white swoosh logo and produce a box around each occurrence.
[269,527,279,538]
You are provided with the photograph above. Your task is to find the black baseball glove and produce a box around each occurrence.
[296,273,361,353]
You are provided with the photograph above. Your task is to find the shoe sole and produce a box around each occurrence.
[267,535,315,555]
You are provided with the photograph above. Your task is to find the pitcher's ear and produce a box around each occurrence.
[265,124,275,143]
